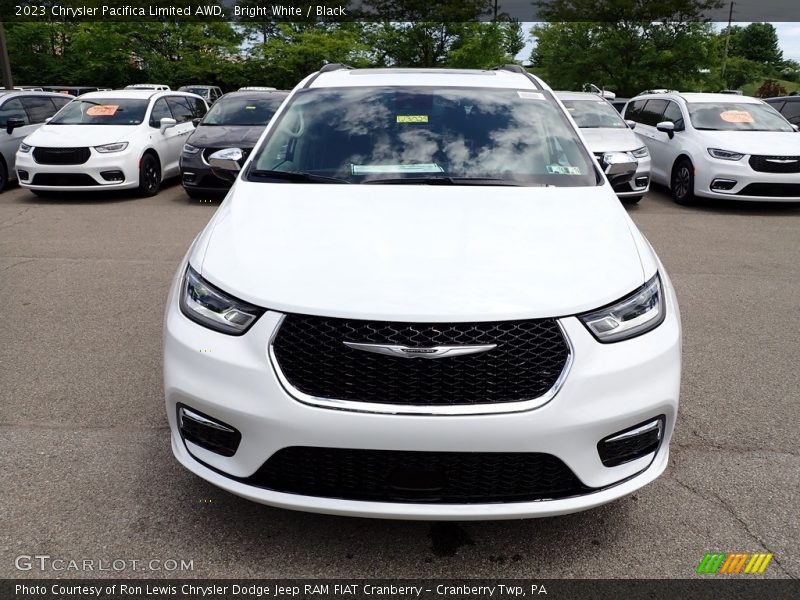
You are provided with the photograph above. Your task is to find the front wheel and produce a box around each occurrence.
[138,154,161,197]
[671,159,695,205]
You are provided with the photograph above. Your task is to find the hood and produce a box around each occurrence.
[196,183,647,321]
[697,130,800,155]
[580,127,643,153]
[187,124,266,149]
[24,124,135,147]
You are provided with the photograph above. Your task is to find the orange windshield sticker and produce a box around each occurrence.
[720,110,753,124]
[86,105,119,116]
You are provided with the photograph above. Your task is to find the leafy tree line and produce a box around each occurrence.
[529,0,795,97]
[5,1,524,90]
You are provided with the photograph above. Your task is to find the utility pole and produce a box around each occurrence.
[493,0,498,20]
[720,1,735,85]
[0,22,13,90]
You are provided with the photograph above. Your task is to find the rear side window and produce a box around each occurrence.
[639,99,668,126]
[625,100,646,122]
[166,97,194,123]
[191,97,207,118]
[0,98,30,126]
[51,96,71,110]
[20,96,59,124]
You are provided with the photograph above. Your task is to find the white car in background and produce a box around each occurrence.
[16,90,207,197]
[557,91,650,203]
[163,65,682,520]
[624,92,800,204]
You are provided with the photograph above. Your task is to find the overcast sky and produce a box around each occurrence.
[517,22,800,63]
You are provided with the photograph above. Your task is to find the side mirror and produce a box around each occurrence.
[208,148,243,182]
[6,118,26,134]
[192,118,201,128]
[602,151,638,186]
[44,117,52,124]
[625,120,636,130]
[159,117,177,133]
[656,121,675,138]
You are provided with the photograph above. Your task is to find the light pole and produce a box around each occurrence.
[0,22,13,90]
[720,1,735,86]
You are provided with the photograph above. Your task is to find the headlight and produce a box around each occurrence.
[179,266,264,335]
[579,274,665,343]
[708,148,744,161]
[631,146,649,158]
[19,143,32,153]
[94,142,128,153]
[182,143,200,155]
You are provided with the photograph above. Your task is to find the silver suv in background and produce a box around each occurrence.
[0,90,73,191]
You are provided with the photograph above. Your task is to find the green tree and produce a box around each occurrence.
[530,0,722,97]
[729,23,783,66]
[447,21,525,69]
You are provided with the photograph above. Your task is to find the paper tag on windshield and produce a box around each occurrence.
[518,92,544,100]
[546,164,581,175]
[352,163,443,175]
[86,105,119,116]
[720,110,753,123]
[396,115,428,123]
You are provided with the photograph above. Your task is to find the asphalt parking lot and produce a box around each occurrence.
[1,180,798,579]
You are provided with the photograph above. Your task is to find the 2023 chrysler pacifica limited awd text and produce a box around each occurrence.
[164,65,682,520]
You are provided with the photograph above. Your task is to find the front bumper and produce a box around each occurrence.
[694,155,800,202]
[164,268,681,520]
[179,152,231,194]
[15,148,140,192]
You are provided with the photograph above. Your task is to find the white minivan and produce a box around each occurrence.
[163,66,682,520]
[16,90,207,197]
[624,92,800,204]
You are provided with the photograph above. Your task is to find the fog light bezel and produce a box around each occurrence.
[597,416,665,468]
[710,178,737,192]
[99,170,125,182]
[177,404,241,457]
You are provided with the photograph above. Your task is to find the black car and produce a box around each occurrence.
[764,95,800,126]
[179,90,288,198]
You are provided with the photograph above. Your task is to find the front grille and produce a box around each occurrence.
[749,155,800,173]
[32,147,90,165]
[272,315,570,406]
[737,183,800,197]
[244,447,592,503]
[31,173,98,186]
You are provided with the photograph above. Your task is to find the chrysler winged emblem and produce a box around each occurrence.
[343,342,496,359]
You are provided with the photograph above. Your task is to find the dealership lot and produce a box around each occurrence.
[0,182,798,578]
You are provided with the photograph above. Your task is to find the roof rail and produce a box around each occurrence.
[319,63,353,73]
[494,64,527,74]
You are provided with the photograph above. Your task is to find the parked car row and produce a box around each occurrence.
[622,92,800,204]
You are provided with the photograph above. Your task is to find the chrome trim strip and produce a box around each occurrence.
[267,313,574,416]
[343,341,497,359]
[605,419,662,443]
[179,407,236,432]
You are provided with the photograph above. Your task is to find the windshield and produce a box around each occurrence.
[248,87,596,186]
[202,95,285,126]
[184,87,210,98]
[49,99,148,125]
[561,98,627,128]
[687,102,793,132]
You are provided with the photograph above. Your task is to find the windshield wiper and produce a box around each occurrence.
[363,176,534,186]
[248,169,350,184]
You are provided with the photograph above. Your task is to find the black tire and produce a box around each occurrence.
[138,153,161,197]
[671,159,695,205]
[0,160,7,192]
[621,195,643,205]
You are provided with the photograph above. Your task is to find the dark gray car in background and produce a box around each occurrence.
[0,90,73,191]
[179,89,288,198]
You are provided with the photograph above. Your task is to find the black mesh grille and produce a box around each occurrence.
[748,155,800,173]
[32,147,90,165]
[737,183,800,197]
[245,447,591,503]
[272,315,570,406]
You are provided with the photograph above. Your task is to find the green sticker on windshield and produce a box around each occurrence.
[397,115,428,123]
[245,105,256,110]
[546,165,582,175]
